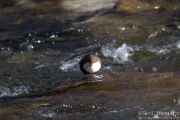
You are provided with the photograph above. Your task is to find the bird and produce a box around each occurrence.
[79,54,101,77]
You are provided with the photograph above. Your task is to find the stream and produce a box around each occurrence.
[1,0,180,119]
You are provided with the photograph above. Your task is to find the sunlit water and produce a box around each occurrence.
[1,0,180,119]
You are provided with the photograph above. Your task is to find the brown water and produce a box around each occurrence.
[1,0,180,119]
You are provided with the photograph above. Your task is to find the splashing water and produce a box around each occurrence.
[101,40,180,65]
[101,41,134,64]
[19,42,34,51]
[0,86,31,97]
[40,111,56,118]
[60,56,81,72]
[114,44,134,63]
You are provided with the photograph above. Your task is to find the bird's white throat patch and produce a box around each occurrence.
[83,61,101,73]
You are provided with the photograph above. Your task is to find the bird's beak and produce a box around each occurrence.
[90,67,92,74]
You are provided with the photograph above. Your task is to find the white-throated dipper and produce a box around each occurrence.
[79,54,101,76]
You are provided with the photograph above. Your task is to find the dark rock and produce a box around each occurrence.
[0,0,13,8]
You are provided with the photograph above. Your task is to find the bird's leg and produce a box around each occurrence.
[84,74,87,80]
[90,73,95,81]
[88,67,96,81]
[93,74,97,81]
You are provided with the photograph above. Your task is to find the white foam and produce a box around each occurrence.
[176,41,180,49]
[1,46,13,52]
[114,44,133,63]
[101,41,133,64]
[60,56,81,72]
[103,66,112,72]
[145,41,180,54]
[19,42,34,51]
[12,85,30,96]
[146,46,170,54]
[118,26,126,31]
[152,67,158,72]
[148,31,158,38]
[0,86,31,97]
[95,75,104,79]
[60,40,180,72]
[41,111,56,118]
[101,40,180,66]
[0,87,11,97]
[35,63,49,69]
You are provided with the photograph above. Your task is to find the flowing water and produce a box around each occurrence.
[1,0,180,119]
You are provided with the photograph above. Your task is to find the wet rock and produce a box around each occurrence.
[0,72,180,119]
[60,0,118,12]
[114,0,180,13]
